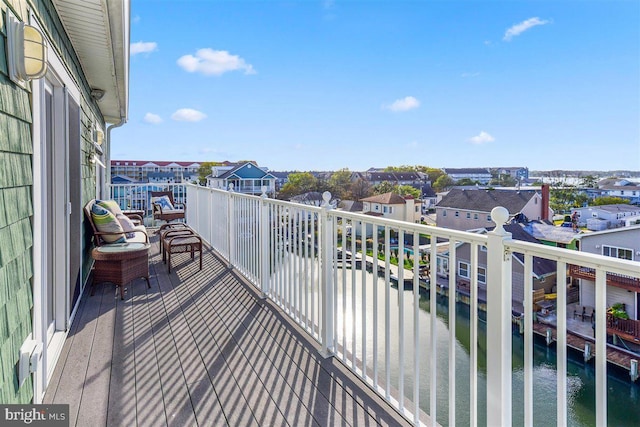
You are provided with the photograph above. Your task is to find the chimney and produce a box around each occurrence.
[541,184,550,221]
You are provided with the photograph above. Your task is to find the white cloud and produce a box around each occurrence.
[143,113,162,124]
[503,17,550,41]
[171,108,207,122]
[177,49,256,76]
[384,96,420,112]
[468,131,495,145]
[130,41,157,55]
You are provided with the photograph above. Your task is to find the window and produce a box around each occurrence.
[383,206,388,214]
[389,207,393,214]
[458,262,469,278]
[477,267,486,284]
[602,245,633,261]
[480,245,487,252]
[466,212,471,219]
[455,211,460,217]
[443,210,447,217]
[487,215,491,221]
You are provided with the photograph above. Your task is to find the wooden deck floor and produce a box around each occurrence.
[44,237,409,427]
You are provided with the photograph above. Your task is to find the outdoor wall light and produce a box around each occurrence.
[6,11,48,84]
[94,129,104,146]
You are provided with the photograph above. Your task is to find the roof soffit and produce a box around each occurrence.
[52,0,129,123]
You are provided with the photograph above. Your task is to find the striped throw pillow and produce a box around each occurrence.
[91,204,126,243]
[97,199,124,216]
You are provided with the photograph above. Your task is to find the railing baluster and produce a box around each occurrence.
[429,234,437,426]
[413,231,420,425]
[373,224,379,391]
[361,220,367,380]
[342,217,347,363]
[470,242,478,427]
[485,207,512,427]
[557,261,567,426]
[595,268,607,426]
[524,254,533,427]
[398,229,405,412]
[448,238,456,427]
[351,218,357,369]
[385,225,391,400]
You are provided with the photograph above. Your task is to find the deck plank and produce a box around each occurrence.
[44,235,410,427]
[75,282,117,426]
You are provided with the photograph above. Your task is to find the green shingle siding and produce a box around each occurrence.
[1,3,35,405]
[1,0,105,404]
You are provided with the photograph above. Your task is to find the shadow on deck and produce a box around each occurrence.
[44,235,409,426]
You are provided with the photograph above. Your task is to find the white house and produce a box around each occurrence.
[597,178,640,204]
[361,192,421,223]
[571,204,640,230]
[206,162,276,196]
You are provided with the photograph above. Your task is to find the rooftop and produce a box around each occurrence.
[437,188,538,213]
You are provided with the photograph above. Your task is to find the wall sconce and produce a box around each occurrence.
[6,11,48,85]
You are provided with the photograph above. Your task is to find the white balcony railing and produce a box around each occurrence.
[185,184,640,426]
[109,183,188,220]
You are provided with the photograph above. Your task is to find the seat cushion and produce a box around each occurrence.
[161,208,184,215]
[91,204,126,243]
[116,213,140,239]
[126,225,149,243]
[97,199,124,216]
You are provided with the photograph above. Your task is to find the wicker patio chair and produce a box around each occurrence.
[150,190,186,223]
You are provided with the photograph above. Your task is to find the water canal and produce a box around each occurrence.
[328,267,640,426]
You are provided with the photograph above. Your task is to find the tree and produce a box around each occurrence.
[397,185,421,199]
[591,196,630,206]
[433,175,454,192]
[549,186,589,213]
[328,168,352,199]
[277,172,317,200]
[372,181,397,195]
[350,178,372,200]
[580,175,599,188]
[456,178,478,186]
[197,161,226,185]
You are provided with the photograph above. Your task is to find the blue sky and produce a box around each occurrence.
[113,0,640,172]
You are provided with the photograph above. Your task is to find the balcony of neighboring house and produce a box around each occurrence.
[569,264,640,292]
[46,184,640,426]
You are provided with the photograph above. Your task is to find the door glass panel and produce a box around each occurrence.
[68,97,81,311]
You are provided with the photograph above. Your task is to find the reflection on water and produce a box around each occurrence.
[330,267,640,427]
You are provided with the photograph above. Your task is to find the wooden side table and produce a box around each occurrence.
[92,242,151,299]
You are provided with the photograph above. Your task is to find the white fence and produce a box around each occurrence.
[186,184,640,426]
[109,183,187,220]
